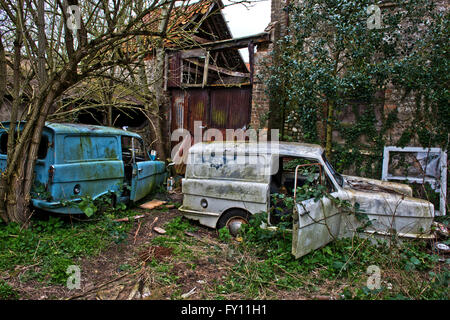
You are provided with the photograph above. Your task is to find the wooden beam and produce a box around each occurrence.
[202,51,210,88]
[185,58,250,78]
[169,32,271,52]
[180,48,206,59]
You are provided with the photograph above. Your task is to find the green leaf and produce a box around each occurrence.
[410,257,421,265]
[84,207,94,217]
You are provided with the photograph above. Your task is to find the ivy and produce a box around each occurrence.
[265,0,449,178]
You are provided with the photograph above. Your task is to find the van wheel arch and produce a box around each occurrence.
[217,208,251,237]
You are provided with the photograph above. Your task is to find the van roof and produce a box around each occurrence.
[0,121,141,138]
[188,141,324,158]
[45,122,141,138]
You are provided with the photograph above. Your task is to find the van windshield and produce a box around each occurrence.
[322,152,343,187]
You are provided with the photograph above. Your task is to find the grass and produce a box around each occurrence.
[217,212,449,299]
[140,214,448,300]
[0,206,137,286]
[0,202,448,300]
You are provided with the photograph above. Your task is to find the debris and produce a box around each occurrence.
[141,286,151,299]
[139,246,173,262]
[165,204,176,209]
[433,222,449,238]
[127,282,140,300]
[434,242,450,254]
[185,231,200,238]
[133,221,142,245]
[67,274,129,300]
[167,176,174,191]
[196,280,206,284]
[114,215,145,222]
[312,295,336,300]
[153,227,166,234]
[148,217,159,236]
[96,285,124,300]
[139,200,167,210]
[181,287,197,299]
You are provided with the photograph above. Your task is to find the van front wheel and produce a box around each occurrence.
[217,210,249,237]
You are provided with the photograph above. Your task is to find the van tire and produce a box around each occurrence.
[217,209,250,237]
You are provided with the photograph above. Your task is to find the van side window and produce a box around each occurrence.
[121,136,149,163]
[37,135,49,159]
[0,132,48,159]
[271,157,335,196]
[0,133,7,154]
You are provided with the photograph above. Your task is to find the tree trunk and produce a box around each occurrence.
[0,35,6,104]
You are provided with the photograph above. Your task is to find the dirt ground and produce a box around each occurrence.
[6,190,448,301]
[8,191,246,300]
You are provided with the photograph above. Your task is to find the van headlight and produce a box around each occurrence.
[200,199,208,208]
[73,184,81,195]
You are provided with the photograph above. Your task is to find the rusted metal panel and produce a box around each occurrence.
[168,53,182,88]
[171,89,185,130]
[187,89,208,134]
[169,86,251,136]
[210,87,251,129]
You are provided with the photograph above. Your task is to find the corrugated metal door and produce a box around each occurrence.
[187,90,208,134]
[210,87,251,130]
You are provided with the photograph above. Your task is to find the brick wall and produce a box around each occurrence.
[250,43,271,129]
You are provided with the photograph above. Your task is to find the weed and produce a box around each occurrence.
[0,209,135,286]
[216,210,449,299]
[218,227,232,243]
[165,216,198,236]
[0,280,19,300]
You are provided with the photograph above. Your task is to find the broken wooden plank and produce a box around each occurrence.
[153,227,166,234]
[114,215,145,222]
[139,200,167,210]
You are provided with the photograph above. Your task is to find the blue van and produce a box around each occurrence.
[0,122,167,214]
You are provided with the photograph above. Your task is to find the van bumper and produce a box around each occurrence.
[31,199,83,214]
[178,206,220,229]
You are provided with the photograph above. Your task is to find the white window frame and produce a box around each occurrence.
[382,146,447,216]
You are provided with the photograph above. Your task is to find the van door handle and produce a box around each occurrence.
[138,168,143,173]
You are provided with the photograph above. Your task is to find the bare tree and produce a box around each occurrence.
[0,0,176,223]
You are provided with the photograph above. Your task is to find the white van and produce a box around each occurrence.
[179,141,435,258]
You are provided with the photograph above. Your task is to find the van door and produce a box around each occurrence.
[291,163,342,258]
[129,137,164,202]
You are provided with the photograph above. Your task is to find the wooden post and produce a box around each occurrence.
[202,51,210,88]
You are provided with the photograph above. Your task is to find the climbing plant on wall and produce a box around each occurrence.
[266,0,449,178]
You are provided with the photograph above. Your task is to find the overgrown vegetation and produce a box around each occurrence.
[213,212,449,300]
[0,205,136,287]
[266,0,449,179]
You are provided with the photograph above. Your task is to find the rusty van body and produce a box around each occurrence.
[179,141,435,258]
[0,122,167,214]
